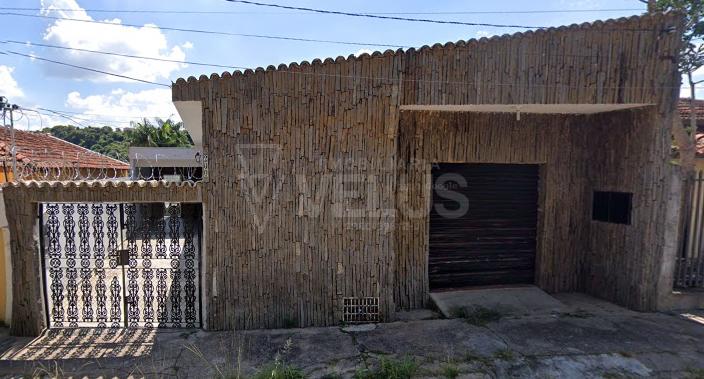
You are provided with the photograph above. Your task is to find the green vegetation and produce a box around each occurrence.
[355,357,419,379]
[42,124,131,159]
[439,362,460,379]
[687,368,704,379]
[128,119,193,148]
[450,306,503,326]
[251,364,306,379]
[492,349,515,361]
[42,119,193,161]
[559,309,594,319]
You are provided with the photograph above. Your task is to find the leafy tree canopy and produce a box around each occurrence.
[650,0,704,74]
[41,118,193,162]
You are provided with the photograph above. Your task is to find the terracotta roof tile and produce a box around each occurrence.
[678,98,704,120]
[0,127,129,169]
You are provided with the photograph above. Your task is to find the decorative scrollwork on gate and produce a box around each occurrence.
[141,214,154,328]
[125,204,141,327]
[169,205,183,327]
[106,204,119,270]
[62,204,79,327]
[42,202,201,329]
[77,204,93,323]
[92,205,108,327]
[183,216,197,327]
[110,276,122,327]
[45,204,64,327]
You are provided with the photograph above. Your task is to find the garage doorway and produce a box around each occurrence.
[429,163,539,290]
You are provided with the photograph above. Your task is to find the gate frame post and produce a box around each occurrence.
[4,197,47,336]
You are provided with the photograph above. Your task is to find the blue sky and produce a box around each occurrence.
[0,0,665,130]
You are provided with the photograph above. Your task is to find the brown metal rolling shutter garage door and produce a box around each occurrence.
[429,163,539,290]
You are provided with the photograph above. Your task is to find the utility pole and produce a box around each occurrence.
[1,96,19,180]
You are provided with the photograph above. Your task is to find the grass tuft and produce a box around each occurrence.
[440,362,460,379]
[451,306,502,326]
[492,349,515,361]
[687,368,704,379]
[251,364,305,379]
[354,356,419,379]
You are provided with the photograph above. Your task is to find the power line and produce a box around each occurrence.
[1,40,248,71]
[37,109,134,125]
[24,107,163,128]
[39,108,177,125]
[3,50,171,86]
[36,108,166,119]
[6,47,691,91]
[225,0,548,28]
[0,12,409,48]
[3,37,675,77]
[0,6,645,15]
[28,107,91,128]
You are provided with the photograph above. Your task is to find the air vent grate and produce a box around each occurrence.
[343,297,380,324]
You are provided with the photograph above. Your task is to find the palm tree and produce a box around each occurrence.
[128,119,193,147]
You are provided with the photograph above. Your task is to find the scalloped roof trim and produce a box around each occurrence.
[174,12,678,86]
[1,180,202,190]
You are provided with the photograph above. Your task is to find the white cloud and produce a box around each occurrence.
[475,31,494,39]
[65,88,179,123]
[40,0,188,82]
[0,66,25,99]
[354,49,374,56]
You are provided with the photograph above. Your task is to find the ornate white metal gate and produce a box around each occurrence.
[41,203,201,328]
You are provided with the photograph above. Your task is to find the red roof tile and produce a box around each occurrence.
[0,127,129,169]
[678,98,704,120]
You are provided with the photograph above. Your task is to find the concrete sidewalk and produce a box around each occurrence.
[0,294,703,378]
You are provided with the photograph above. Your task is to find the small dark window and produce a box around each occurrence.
[592,191,632,225]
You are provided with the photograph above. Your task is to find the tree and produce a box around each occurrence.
[127,119,193,148]
[42,118,194,162]
[646,0,704,172]
[42,124,131,161]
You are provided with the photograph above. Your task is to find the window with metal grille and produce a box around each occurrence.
[592,191,632,225]
[342,297,380,324]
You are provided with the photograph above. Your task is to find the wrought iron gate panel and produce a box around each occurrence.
[41,203,201,329]
[42,203,124,328]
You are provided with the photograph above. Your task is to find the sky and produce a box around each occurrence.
[0,0,690,131]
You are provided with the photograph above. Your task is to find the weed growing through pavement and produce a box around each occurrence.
[251,338,305,379]
[354,356,419,379]
[492,349,515,361]
[450,306,502,326]
[185,335,244,379]
[439,361,460,379]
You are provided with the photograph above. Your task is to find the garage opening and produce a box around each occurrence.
[429,163,539,290]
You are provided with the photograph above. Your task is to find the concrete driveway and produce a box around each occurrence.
[0,293,702,378]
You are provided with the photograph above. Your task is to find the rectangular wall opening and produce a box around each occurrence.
[429,163,540,290]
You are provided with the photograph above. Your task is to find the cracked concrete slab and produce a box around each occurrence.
[351,319,507,359]
[0,294,702,378]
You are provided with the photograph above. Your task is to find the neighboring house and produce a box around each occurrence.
[128,104,203,182]
[0,127,129,181]
[677,98,704,171]
[128,146,202,182]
